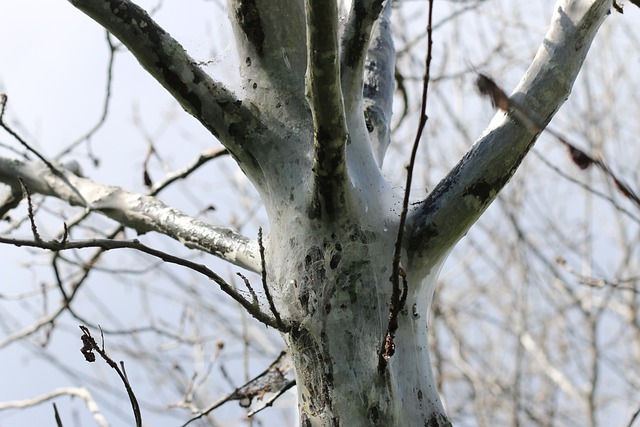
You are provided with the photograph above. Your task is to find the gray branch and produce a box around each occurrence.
[305,0,350,219]
[68,0,270,182]
[406,0,612,270]
[362,0,394,167]
[227,0,308,113]
[0,157,260,272]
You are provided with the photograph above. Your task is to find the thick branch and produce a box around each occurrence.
[305,0,349,219]
[406,0,612,269]
[340,0,385,111]
[228,0,307,103]
[362,0,394,166]
[67,0,269,179]
[0,157,260,272]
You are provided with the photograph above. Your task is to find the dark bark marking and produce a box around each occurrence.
[343,1,385,68]
[364,106,375,133]
[463,181,492,203]
[344,2,368,69]
[236,0,265,56]
[425,412,452,427]
[368,405,381,423]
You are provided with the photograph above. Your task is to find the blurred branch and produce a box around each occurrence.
[55,31,118,162]
[0,387,109,427]
[556,257,640,294]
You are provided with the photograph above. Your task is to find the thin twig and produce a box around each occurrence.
[379,0,435,371]
[0,94,90,208]
[246,379,296,417]
[0,235,279,328]
[236,272,259,306]
[79,325,142,427]
[258,227,285,330]
[53,402,64,427]
[56,31,118,161]
[17,177,41,242]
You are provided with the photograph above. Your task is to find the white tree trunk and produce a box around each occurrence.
[0,0,613,425]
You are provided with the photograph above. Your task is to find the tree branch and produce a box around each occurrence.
[0,236,280,328]
[228,0,307,106]
[305,0,349,219]
[406,0,612,270]
[67,0,270,180]
[0,157,261,272]
[362,0,394,166]
[0,387,109,427]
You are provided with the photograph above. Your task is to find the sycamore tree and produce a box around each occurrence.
[0,0,637,426]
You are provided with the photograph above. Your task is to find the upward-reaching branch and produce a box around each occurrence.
[228,0,307,108]
[305,0,349,220]
[361,1,394,166]
[340,0,386,111]
[406,0,612,271]
[68,0,270,181]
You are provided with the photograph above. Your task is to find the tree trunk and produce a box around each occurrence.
[267,193,449,426]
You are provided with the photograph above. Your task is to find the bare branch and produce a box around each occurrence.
[305,0,349,219]
[258,227,284,329]
[0,236,279,328]
[0,156,261,272]
[406,0,612,270]
[0,387,109,427]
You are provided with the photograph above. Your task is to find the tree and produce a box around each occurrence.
[0,0,635,425]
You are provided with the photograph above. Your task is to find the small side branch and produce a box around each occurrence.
[305,0,349,219]
[182,350,293,426]
[258,227,285,329]
[0,236,280,328]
